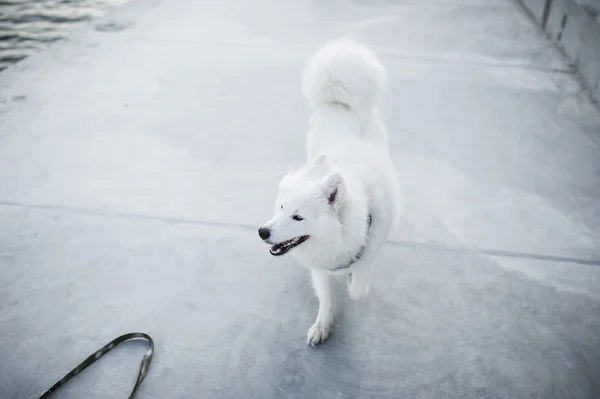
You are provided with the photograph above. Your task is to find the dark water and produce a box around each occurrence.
[0,0,129,71]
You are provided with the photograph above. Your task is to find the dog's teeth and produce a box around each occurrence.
[268,236,308,257]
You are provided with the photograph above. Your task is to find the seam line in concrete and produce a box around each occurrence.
[386,240,600,266]
[376,52,574,74]
[0,200,254,231]
[132,37,574,75]
[2,200,598,267]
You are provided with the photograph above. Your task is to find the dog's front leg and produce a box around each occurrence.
[307,269,335,346]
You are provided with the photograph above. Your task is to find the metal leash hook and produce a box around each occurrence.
[39,332,154,399]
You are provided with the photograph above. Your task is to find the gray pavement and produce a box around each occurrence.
[1,0,600,398]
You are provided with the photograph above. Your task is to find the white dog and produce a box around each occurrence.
[259,38,401,346]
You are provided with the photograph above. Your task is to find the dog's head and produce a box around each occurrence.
[258,155,344,257]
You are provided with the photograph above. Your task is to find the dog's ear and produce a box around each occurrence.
[322,172,344,207]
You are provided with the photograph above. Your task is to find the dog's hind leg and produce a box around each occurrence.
[307,269,335,346]
[347,207,395,300]
[347,264,374,301]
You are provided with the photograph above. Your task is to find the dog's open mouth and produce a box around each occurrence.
[269,235,310,256]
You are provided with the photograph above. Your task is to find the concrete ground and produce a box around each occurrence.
[1,0,600,398]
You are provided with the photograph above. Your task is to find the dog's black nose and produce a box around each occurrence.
[258,227,271,240]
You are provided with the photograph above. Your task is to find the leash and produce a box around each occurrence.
[39,332,154,399]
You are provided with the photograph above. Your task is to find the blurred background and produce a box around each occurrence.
[0,0,129,71]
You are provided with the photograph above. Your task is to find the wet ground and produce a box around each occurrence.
[0,0,128,71]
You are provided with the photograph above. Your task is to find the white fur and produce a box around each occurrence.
[260,38,401,346]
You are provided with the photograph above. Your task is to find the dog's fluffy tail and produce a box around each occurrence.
[302,38,386,113]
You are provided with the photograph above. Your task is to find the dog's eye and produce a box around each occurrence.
[292,215,304,221]
[280,204,283,210]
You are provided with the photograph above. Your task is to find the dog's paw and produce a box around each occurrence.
[347,273,370,300]
[306,321,331,347]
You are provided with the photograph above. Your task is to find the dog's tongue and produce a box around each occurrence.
[269,245,289,256]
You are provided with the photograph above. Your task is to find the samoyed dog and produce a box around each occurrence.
[258,38,401,346]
